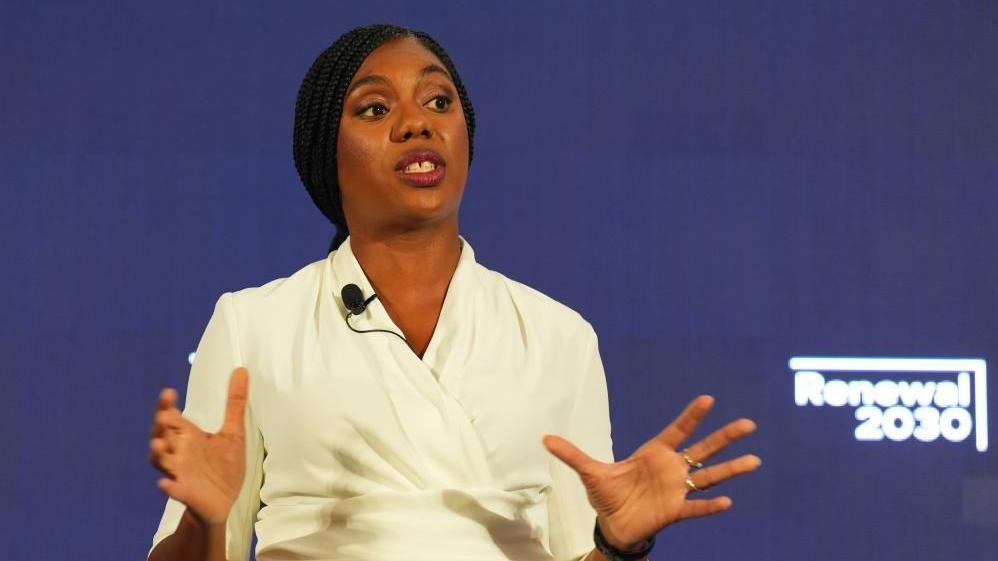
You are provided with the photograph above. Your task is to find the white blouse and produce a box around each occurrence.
[148,236,614,561]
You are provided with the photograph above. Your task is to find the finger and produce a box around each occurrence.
[690,454,762,489]
[149,436,173,456]
[542,434,602,478]
[221,367,249,435]
[157,477,179,498]
[654,395,714,449]
[157,388,177,411]
[678,496,732,520]
[156,409,192,450]
[685,418,757,465]
[148,438,175,473]
[155,408,188,431]
[150,388,179,438]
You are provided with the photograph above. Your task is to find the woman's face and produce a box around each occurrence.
[336,36,470,238]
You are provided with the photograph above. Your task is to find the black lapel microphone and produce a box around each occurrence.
[341,283,377,316]
[339,284,408,344]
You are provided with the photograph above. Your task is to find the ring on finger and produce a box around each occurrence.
[685,476,703,493]
[682,449,703,470]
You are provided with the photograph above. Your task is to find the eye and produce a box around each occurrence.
[357,102,389,118]
[427,95,452,111]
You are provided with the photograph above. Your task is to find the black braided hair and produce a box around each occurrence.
[292,24,477,253]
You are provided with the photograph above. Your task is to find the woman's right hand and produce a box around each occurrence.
[148,367,249,527]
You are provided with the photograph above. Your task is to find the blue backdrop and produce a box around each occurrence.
[2,1,996,559]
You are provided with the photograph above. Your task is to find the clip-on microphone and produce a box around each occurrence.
[340,284,408,344]
[342,283,377,317]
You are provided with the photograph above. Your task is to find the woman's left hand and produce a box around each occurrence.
[542,395,760,551]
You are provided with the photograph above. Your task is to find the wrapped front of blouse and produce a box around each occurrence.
[148,237,614,561]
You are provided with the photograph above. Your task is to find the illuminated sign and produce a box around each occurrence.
[790,357,988,452]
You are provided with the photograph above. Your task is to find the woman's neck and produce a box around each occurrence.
[348,223,462,296]
[348,223,462,358]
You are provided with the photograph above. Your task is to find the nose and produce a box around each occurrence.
[390,101,432,142]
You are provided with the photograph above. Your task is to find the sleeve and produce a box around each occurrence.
[546,325,615,561]
[147,292,265,561]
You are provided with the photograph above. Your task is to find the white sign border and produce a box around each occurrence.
[788,357,988,452]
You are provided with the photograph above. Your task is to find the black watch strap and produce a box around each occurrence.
[593,522,655,561]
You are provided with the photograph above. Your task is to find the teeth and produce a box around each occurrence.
[404,160,437,173]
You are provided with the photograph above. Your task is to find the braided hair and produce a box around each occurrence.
[292,24,477,253]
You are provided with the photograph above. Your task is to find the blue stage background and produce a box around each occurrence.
[2,1,996,559]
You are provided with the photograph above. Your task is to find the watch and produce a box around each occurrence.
[593,522,655,561]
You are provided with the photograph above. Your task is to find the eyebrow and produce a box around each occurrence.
[345,64,453,97]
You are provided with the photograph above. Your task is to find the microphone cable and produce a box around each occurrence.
[340,283,409,345]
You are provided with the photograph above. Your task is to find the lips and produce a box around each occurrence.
[394,149,446,187]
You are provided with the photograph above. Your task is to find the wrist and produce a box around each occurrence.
[594,519,655,561]
[185,507,228,531]
[595,519,649,552]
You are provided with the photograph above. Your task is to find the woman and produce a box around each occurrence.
[146,24,760,561]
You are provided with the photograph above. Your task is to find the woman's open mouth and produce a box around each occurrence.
[395,149,446,187]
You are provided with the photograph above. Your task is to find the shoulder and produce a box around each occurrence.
[474,262,597,345]
[220,256,329,329]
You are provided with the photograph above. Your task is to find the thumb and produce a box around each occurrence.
[543,434,600,477]
[220,367,249,434]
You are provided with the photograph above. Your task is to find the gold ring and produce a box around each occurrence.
[682,450,703,470]
[685,476,702,493]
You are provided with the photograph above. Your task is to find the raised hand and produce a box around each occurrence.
[542,395,760,551]
[148,367,250,526]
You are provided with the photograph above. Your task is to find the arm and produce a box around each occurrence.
[544,331,762,561]
[148,508,226,561]
[146,293,264,561]
[546,326,625,561]
[547,327,650,561]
